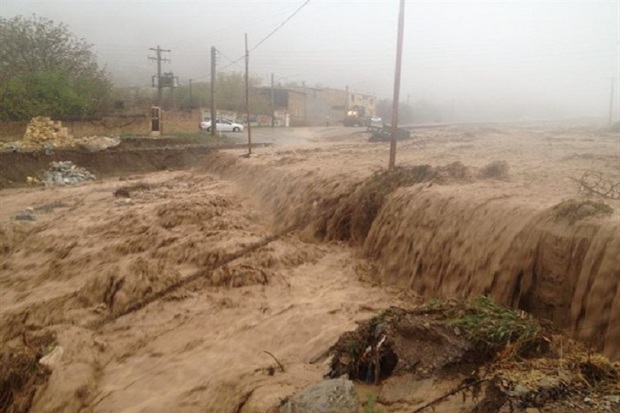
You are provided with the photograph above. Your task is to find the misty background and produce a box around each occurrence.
[1,0,618,122]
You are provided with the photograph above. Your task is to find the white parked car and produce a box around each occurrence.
[200,118,244,132]
[369,116,384,128]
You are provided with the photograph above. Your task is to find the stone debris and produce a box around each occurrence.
[280,378,358,413]
[1,117,119,153]
[39,346,64,369]
[75,136,120,152]
[15,208,36,221]
[22,117,74,150]
[42,161,96,186]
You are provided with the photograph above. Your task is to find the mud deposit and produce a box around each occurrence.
[0,123,619,412]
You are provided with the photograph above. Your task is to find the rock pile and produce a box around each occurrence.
[22,117,74,150]
[75,136,121,152]
[42,161,96,186]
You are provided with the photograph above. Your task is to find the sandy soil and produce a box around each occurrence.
[0,122,618,412]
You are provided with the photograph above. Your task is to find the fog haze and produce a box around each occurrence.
[1,0,618,121]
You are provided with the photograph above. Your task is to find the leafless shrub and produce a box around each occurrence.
[573,170,620,200]
[478,160,510,180]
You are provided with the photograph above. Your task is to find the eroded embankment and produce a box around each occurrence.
[365,189,620,360]
[205,152,620,360]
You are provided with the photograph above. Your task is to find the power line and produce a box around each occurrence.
[219,56,245,72]
[250,0,312,52]
[205,0,313,74]
[217,49,244,69]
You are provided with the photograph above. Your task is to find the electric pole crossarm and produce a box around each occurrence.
[148,45,172,107]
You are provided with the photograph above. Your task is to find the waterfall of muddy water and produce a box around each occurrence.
[205,152,619,360]
[365,187,619,360]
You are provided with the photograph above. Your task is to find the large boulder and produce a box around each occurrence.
[280,378,358,413]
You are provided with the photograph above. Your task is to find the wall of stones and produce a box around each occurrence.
[0,109,203,141]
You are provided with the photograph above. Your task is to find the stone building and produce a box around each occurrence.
[258,86,375,127]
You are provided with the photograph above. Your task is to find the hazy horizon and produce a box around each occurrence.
[1,0,618,121]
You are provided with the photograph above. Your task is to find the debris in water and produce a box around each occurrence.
[39,346,64,369]
[327,297,620,412]
[15,208,36,221]
[42,161,96,186]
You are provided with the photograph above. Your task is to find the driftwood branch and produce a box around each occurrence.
[411,378,488,413]
[263,351,285,372]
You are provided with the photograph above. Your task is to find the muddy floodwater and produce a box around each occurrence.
[1,123,619,412]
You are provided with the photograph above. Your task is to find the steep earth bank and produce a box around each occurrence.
[203,150,619,359]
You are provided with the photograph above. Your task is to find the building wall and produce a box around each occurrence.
[287,87,349,126]
[348,92,377,117]
[302,87,328,126]
[0,109,204,141]
[253,86,374,127]
[286,90,306,127]
[325,88,348,125]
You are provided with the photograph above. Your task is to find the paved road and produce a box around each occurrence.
[224,126,366,146]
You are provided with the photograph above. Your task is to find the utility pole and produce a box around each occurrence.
[148,45,171,107]
[389,0,406,170]
[189,79,193,109]
[172,83,176,109]
[211,47,217,136]
[609,76,615,126]
[245,33,252,155]
[271,73,275,127]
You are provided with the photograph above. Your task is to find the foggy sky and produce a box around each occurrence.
[1,0,619,121]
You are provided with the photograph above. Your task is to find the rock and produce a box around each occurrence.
[76,136,120,152]
[15,208,36,221]
[280,378,358,413]
[39,346,64,369]
[22,117,75,150]
[507,384,530,397]
[114,188,131,198]
[41,161,96,186]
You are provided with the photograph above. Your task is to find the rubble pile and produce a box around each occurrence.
[42,161,96,186]
[22,117,74,150]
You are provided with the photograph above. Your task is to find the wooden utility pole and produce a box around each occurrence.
[245,33,252,155]
[148,46,171,107]
[271,73,276,127]
[609,76,615,126]
[189,79,193,109]
[389,0,406,170]
[211,47,217,136]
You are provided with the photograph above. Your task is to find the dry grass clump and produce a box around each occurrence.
[434,296,548,359]
[324,166,439,244]
[551,199,613,224]
[0,332,56,413]
[328,297,620,411]
[478,160,510,180]
[0,224,34,258]
[436,161,473,182]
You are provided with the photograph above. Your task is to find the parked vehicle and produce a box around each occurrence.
[368,116,384,129]
[199,118,244,132]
